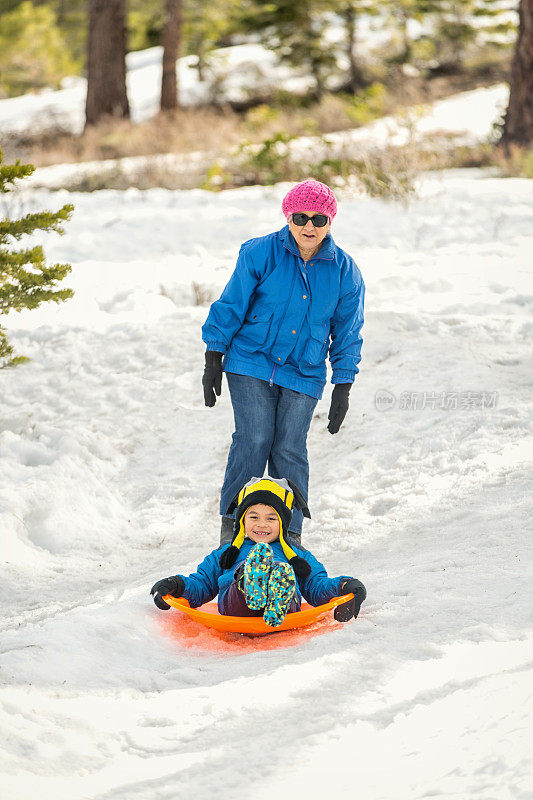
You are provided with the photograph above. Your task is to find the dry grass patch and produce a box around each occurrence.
[4,56,511,170]
[8,107,245,168]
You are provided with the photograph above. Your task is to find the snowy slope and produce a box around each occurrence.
[0,171,532,799]
[0,44,315,136]
[22,83,510,192]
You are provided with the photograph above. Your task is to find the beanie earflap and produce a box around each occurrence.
[219,544,239,570]
[219,515,246,569]
[288,555,311,578]
[277,527,311,578]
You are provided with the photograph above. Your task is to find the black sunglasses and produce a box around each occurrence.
[291,212,329,228]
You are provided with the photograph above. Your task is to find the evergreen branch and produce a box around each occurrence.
[0,205,74,242]
[0,260,73,314]
[0,151,74,365]
[0,324,29,367]
[0,245,46,271]
[0,285,74,314]
[0,324,14,362]
[0,161,35,193]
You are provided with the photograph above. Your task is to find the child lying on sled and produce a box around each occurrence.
[150,477,366,627]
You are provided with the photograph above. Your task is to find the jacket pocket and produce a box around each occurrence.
[234,310,273,352]
[303,323,329,366]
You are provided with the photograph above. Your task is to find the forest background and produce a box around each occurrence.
[0,0,530,183]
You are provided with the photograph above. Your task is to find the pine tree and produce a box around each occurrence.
[239,0,338,99]
[185,0,241,83]
[85,0,130,127]
[382,0,426,64]
[501,0,533,148]
[0,150,74,368]
[339,0,380,90]
[0,1,77,97]
[161,0,183,111]
[422,0,516,72]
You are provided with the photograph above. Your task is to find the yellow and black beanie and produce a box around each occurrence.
[219,476,311,578]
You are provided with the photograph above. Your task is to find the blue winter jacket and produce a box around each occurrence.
[180,538,349,613]
[202,225,365,399]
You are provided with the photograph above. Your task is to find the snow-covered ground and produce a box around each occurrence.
[1,169,532,799]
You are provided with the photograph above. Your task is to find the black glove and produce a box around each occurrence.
[334,578,367,622]
[150,575,185,610]
[327,383,352,434]
[202,350,224,407]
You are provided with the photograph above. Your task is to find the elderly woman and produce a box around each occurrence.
[202,179,365,544]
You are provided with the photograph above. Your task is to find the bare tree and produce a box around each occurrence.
[161,0,183,111]
[85,0,130,127]
[501,0,533,148]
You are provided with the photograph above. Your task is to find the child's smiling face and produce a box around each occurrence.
[244,504,280,544]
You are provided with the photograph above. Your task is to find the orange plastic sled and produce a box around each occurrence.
[163,592,354,635]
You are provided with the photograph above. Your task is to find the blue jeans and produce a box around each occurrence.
[220,373,318,535]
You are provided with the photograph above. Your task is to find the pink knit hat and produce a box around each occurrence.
[282,179,337,222]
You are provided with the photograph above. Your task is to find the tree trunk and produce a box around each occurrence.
[343,5,361,91]
[161,0,183,111]
[310,64,323,99]
[400,10,412,64]
[197,53,206,83]
[85,0,129,127]
[501,0,533,148]
[57,0,67,24]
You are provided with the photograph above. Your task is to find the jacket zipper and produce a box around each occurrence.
[269,365,276,387]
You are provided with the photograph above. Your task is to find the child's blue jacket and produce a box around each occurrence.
[180,538,349,613]
[201,226,365,400]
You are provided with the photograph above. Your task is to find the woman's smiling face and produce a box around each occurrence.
[244,504,280,543]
